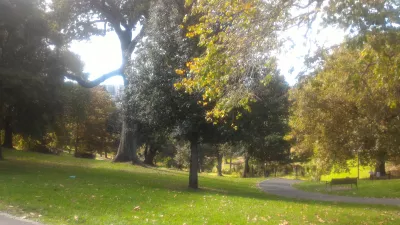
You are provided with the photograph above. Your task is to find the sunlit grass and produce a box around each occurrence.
[1,149,399,225]
[294,161,400,198]
[294,179,400,199]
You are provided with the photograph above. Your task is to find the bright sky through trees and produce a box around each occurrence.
[70,22,345,86]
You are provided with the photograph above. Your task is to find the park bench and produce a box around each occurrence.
[326,178,358,190]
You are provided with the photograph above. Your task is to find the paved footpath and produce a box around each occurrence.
[259,178,400,206]
[0,213,43,225]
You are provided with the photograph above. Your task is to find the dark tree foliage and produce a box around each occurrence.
[128,0,215,188]
[0,0,80,152]
[233,71,291,177]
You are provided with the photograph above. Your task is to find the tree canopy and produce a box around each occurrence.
[0,0,82,150]
[289,30,400,176]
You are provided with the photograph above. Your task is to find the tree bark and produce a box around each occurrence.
[0,146,3,160]
[2,115,13,149]
[242,155,250,178]
[74,122,79,156]
[144,145,157,165]
[375,154,386,176]
[113,114,139,163]
[229,156,232,172]
[217,152,223,176]
[189,138,199,189]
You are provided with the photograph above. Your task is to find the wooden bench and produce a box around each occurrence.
[326,178,358,190]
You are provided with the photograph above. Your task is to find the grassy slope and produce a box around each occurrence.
[0,150,399,225]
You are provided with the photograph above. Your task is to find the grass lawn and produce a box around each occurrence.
[293,162,400,199]
[0,149,399,225]
[294,179,400,199]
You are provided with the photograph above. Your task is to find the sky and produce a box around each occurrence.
[70,22,346,86]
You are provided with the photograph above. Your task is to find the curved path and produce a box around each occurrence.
[0,213,43,225]
[259,178,400,206]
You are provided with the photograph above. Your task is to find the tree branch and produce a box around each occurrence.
[127,21,146,55]
[91,0,124,37]
[64,68,123,88]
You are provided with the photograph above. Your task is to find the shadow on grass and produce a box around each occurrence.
[1,150,399,213]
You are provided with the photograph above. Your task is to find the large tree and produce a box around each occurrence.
[234,71,291,177]
[290,30,400,176]
[51,0,151,162]
[0,0,80,154]
[176,0,293,121]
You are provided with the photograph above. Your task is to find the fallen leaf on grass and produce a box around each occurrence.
[316,215,325,223]
[279,220,289,225]
[133,206,141,211]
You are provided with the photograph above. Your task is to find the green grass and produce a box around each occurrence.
[294,161,400,199]
[0,149,399,225]
[294,179,400,199]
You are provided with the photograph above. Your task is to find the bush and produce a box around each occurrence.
[202,157,216,172]
[174,142,190,169]
[74,152,96,159]
[30,144,61,155]
[163,157,177,168]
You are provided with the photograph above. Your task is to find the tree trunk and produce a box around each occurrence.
[113,115,139,163]
[144,145,157,166]
[2,115,13,149]
[263,163,266,177]
[74,122,79,156]
[217,152,223,176]
[242,155,250,178]
[197,147,203,173]
[104,150,108,159]
[0,146,3,160]
[189,138,199,189]
[375,154,386,176]
[229,156,232,172]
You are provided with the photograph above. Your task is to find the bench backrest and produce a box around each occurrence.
[331,178,357,184]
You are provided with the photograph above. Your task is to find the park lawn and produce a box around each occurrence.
[294,179,400,199]
[0,149,399,225]
[293,162,400,199]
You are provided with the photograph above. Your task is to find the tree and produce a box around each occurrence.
[127,0,214,188]
[59,82,91,154]
[51,0,151,163]
[233,71,291,177]
[322,0,400,34]
[176,0,293,121]
[0,0,81,152]
[58,83,117,157]
[289,30,400,176]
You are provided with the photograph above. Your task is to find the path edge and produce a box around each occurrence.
[0,212,43,225]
